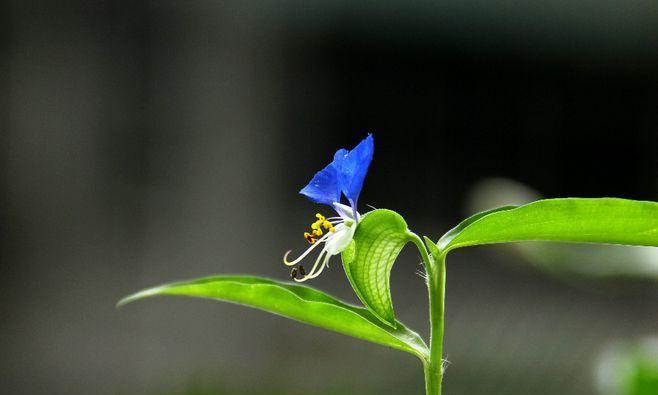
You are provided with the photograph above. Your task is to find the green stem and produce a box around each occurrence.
[410,234,446,395]
[426,253,445,395]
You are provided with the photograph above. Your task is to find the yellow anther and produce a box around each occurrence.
[304,232,316,244]
[303,212,334,243]
[321,220,335,232]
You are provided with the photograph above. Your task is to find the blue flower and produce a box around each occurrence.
[299,134,373,217]
[284,134,374,282]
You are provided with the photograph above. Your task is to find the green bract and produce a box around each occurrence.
[341,209,412,328]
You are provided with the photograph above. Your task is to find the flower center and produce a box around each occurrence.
[303,213,335,244]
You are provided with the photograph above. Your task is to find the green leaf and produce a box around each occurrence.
[597,337,658,395]
[341,209,412,328]
[118,275,428,359]
[438,205,517,249]
[438,198,658,254]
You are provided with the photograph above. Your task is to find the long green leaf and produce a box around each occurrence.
[118,275,428,359]
[438,198,658,254]
[341,209,412,328]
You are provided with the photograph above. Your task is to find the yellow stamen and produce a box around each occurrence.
[303,213,335,242]
[304,232,316,244]
[322,220,335,232]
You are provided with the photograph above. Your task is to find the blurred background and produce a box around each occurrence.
[1,1,657,394]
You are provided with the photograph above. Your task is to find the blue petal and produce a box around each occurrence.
[334,134,374,211]
[299,161,341,205]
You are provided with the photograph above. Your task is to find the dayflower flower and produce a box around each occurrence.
[284,134,374,282]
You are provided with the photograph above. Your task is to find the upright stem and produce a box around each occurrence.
[425,252,445,395]
[410,234,446,395]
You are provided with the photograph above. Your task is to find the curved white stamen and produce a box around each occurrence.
[295,250,331,282]
[307,253,331,279]
[300,248,328,279]
[283,232,331,266]
[304,250,326,278]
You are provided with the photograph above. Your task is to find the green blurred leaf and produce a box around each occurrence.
[118,275,428,359]
[597,337,658,395]
[438,198,658,253]
[341,209,412,328]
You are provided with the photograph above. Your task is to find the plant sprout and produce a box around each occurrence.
[119,135,658,395]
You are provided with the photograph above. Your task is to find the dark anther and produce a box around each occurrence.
[298,265,306,276]
[290,267,298,280]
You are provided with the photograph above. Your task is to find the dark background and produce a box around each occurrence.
[1,1,657,395]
